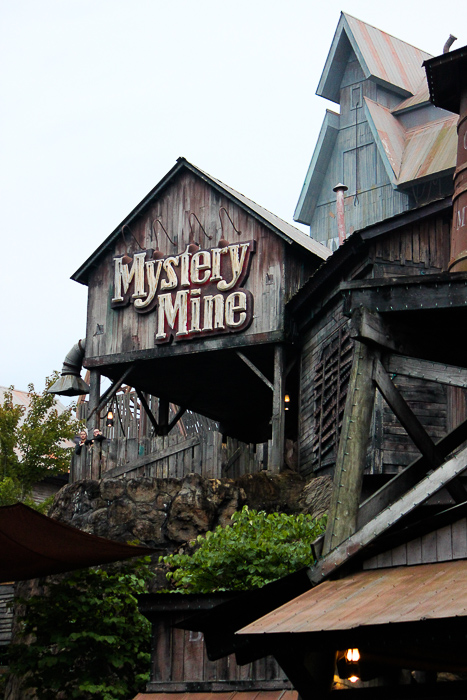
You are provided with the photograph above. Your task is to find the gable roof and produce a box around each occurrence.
[318,13,432,104]
[72,158,330,286]
[364,97,457,186]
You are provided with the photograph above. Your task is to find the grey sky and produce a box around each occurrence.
[1,0,465,395]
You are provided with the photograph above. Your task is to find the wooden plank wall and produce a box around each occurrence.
[298,211,455,478]
[72,394,265,481]
[0,584,13,647]
[86,171,290,363]
[363,518,467,570]
[298,300,351,477]
[149,618,290,692]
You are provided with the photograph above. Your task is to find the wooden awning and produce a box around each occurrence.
[0,503,154,583]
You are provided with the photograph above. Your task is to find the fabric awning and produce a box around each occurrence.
[238,560,467,635]
[0,503,154,583]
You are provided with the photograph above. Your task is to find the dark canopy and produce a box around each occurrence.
[0,503,154,583]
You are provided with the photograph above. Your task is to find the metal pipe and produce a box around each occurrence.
[47,339,90,396]
[333,183,348,246]
[443,34,457,54]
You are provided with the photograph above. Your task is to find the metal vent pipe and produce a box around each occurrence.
[47,339,90,397]
[333,183,348,246]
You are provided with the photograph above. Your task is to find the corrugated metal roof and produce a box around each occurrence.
[364,99,456,187]
[398,115,457,184]
[238,561,467,636]
[317,13,431,103]
[364,98,405,180]
[345,14,431,96]
[193,163,331,260]
[132,693,298,700]
[391,79,431,114]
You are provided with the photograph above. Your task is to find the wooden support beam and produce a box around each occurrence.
[373,359,442,469]
[237,351,274,391]
[358,413,467,527]
[342,271,467,313]
[87,369,101,480]
[88,366,134,420]
[270,345,285,473]
[386,354,467,389]
[349,307,418,356]
[323,342,376,553]
[135,389,160,435]
[373,359,467,504]
[168,405,187,434]
[310,442,467,584]
[273,646,336,700]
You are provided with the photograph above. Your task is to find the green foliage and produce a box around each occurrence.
[0,376,79,506]
[161,506,327,592]
[9,558,153,700]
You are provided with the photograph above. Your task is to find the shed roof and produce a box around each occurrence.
[317,13,431,104]
[72,158,330,286]
[238,560,467,636]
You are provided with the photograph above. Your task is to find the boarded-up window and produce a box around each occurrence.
[312,325,353,472]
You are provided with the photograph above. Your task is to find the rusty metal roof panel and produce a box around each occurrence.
[238,561,467,635]
[392,80,431,114]
[364,97,405,181]
[345,14,431,96]
[318,13,432,103]
[398,115,457,184]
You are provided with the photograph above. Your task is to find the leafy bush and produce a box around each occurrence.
[161,506,326,592]
[9,558,153,700]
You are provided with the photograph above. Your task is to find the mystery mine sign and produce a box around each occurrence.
[112,241,255,343]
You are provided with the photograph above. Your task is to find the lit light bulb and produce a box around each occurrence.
[345,648,360,662]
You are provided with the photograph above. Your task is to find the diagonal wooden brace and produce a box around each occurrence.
[323,341,376,553]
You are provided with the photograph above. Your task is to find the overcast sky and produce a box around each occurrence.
[1,0,466,396]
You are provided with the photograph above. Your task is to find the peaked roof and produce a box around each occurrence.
[72,158,330,286]
[295,16,456,227]
[318,13,432,103]
[365,97,457,186]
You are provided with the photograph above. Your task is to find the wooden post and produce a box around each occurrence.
[323,341,376,553]
[87,369,101,480]
[270,344,285,473]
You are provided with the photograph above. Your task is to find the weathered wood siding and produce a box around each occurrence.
[0,584,13,648]
[148,616,291,692]
[85,171,315,366]
[72,393,265,481]
[307,59,412,248]
[363,517,467,570]
[298,210,460,478]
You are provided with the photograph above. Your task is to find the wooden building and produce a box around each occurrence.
[62,158,329,478]
[294,13,456,250]
[182,38,467,700]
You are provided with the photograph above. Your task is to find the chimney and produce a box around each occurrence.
[425,47,467,272]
